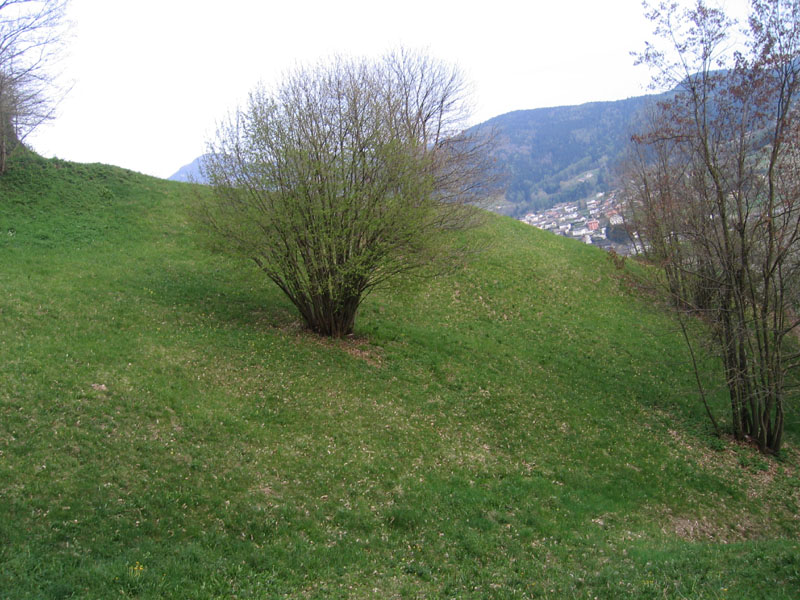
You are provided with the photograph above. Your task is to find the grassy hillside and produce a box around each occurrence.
[1,153,798,599]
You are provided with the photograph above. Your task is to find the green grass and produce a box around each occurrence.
[1,152,798,598]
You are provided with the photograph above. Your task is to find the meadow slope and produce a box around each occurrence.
[1,153,799,599]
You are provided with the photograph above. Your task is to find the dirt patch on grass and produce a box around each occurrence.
[270,313,384,367]
[257,484,277,497]
[300,330,384,367]
[338,336,384,367]
[665,513,758,542]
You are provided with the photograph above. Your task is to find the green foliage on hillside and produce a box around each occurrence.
[1,154,798,598]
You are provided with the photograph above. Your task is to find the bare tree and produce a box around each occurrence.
[0,0,69,173]
[199,49,495,338]
[621,0,800,453]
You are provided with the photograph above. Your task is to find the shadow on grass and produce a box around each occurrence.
[127,257,303,333]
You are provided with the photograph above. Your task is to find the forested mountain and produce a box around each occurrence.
[475,93,664,217]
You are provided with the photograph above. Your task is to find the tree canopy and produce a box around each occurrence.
[622,0,800,453]
[199,50,495,337]
[0,0,69,173]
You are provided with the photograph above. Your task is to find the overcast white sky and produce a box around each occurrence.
[27,0,750,178]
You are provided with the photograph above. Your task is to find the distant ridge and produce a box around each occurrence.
[169,155,207,183]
